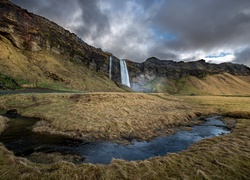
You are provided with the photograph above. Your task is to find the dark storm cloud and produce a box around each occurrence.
[74,0,110,40]
[150,0,250,57]
[12,0,110,41]
[12,0,78,21]
[10,0,250,65]
[234,47,250,66]
[11,0,41,10]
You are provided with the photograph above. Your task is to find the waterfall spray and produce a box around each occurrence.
[120,59,131,87]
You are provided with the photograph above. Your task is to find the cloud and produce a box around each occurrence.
[74,0,110,41]
[12,0,110,43]
[234,47,250,67]
[150,0,250,59]
[93,0,158,60]
[13,0,80,25]
[11,0,250,66]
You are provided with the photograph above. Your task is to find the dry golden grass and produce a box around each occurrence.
[99,118,250,179]
[181,96,250,118]
[143,73,250,95]
[177,73,250,95]
[0,93,250,179]
[0,93,249,142]
[238,76,250,83]
[0,118,249,179]
[0,35,122,92]
[0,93,205,142]
[0,116,8,134]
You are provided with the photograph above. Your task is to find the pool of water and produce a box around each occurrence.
[0,116,231,164]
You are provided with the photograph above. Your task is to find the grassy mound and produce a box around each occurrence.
[0,93,202,141]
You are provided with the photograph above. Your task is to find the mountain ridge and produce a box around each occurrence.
[0,0,250,94]
[126,57,250,94]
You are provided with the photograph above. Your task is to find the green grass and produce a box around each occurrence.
[0,73,20,90]
[142,77,178,93]
[36,82,75,91]
[175,77,205,95]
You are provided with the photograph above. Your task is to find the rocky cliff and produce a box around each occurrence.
[0,0,114,72]
[127,57,250,93]
[0,0,123,91]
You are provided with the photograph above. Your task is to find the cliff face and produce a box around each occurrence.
[0,0,125,91]
[0,0,122,76]
[127,57,250,93]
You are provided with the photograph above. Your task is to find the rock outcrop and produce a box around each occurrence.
[0,0,121,77]
[127,57,250,93]
[0,0,124,91]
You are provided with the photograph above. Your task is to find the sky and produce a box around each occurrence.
[11,0,250,66]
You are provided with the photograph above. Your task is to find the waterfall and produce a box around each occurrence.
[120,59,131,87]
[109,56,112,79]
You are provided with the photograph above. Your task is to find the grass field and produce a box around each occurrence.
[0,93,249,179]
[0,93,203,142]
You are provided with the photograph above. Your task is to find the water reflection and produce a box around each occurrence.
[0,116,230,164]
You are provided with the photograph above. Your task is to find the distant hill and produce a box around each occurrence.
[0,0,250,95]
[127,57,250,95]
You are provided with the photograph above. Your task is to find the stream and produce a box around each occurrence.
[0,116,231,164]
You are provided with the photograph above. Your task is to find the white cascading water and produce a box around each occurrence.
[120,59,131,87]
[109,56,112,79]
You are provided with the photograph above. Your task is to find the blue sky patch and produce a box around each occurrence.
[152,27,176,42]
[206,52,233,58]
